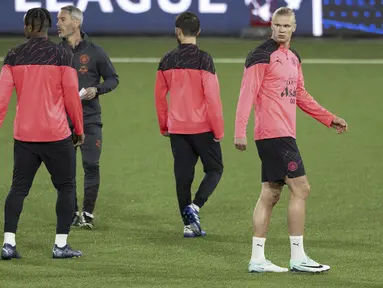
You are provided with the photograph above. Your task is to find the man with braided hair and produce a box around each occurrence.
[0,7,84,260]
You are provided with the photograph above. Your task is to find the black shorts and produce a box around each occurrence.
[255,137,306,184]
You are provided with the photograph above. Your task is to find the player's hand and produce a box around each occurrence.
[234,137,247,151]
[83,87,97,100]
[73,134,85,147]
[331,117,348,134]
[162,131,169,137]
[213,138,222,142]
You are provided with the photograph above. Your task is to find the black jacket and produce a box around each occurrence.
[59,32,119,126]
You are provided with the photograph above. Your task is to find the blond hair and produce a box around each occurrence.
[272,7,296,23]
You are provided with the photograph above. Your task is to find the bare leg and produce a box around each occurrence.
[285,175,330,272]
[253,182,283,237]
[249,181,288,273]
[286,175,310,261]
[285,175,310,237]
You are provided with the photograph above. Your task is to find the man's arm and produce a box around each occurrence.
[154,67,169,135]
[60,48,84,136]
[202,54,224,140]
[95,46,119,95]
[296,64,336,127]
[234,56,267,139]
[0,52,15,127]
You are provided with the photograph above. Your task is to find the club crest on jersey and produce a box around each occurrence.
[292,58,298,67]
[80,54,89,64]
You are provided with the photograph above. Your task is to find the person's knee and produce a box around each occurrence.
[175,169,194,186]
[211,165,223,178]
[83,160,99,173]
[294,183,310,200]
[287,176,311,200]
[218,162,224,174]
[212,167,223,184]
[10,180,33,197]
[54,178,76,192]
[9,186,30,198]
[260,182,283,206]
[204,162,224,177]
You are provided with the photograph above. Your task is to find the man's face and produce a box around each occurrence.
[57,10,77,38]
[271,15,296,44]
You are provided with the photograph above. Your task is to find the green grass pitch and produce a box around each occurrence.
[0,37,382,287]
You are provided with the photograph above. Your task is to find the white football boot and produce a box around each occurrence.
[249,259,289,273]
[290,255,330,273]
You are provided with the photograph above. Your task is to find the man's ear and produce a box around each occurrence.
[75,19,81,29]
[175,27,182,37]
[292,23,297,33]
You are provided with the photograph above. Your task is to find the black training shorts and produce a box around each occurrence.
[255,137,306,184]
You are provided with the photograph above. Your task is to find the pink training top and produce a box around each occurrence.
[0,37,83,142]
[235,38,335,141]
[155,43,224,139]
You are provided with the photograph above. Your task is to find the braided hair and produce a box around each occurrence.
[24,8,52,32]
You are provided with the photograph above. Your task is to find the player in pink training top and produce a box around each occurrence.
[0,8,84,260]
[234,7,348,273]
[155,12,224,238]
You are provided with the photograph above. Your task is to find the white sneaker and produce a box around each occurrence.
[290,256,330,273]
[248,259,289,273]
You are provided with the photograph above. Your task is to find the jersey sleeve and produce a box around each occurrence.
[234,50,269,138]
[154,57,169,135]
[296,64,335,127]
[201,53,224,139]
[0,51,15,127]
[95,46,119,95]
[60,48,84,135]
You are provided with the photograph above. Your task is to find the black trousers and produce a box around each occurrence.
[73,124,102,215]
[169,132,223,225]
[4,137,76,235]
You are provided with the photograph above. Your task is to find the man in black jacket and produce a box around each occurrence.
[57,5,119,229]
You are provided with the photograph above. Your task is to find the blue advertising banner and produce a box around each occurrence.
[0,0,314,35]
[322,0,383,36]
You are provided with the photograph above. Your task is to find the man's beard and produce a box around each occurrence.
[60,29,74,39]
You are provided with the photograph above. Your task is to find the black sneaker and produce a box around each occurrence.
[80,212,94,229]
[52,245,82,259]
[1,244,21,260]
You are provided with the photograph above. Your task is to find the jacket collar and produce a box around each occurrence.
[62,31,89,50]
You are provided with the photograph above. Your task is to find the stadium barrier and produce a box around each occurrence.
[0,1,382,37]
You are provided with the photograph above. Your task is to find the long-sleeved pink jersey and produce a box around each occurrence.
[155,44,224,140]
[235,39,335,140]
[0,36,83,142]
